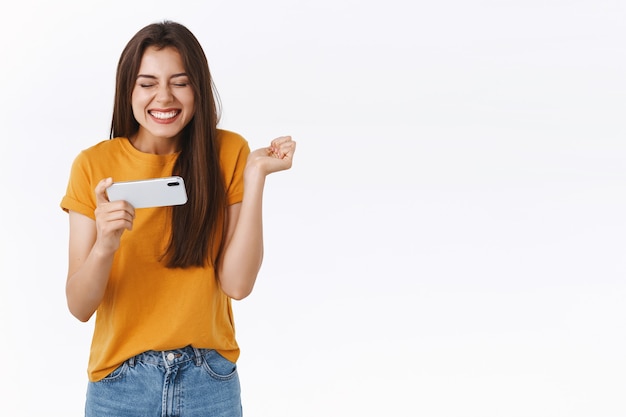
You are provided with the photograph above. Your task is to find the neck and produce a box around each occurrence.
[130,133,181,155]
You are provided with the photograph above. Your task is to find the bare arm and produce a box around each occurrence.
[66,178,135,321]
[217,136,296,300]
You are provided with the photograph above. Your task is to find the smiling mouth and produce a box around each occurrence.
[149,110,180,120]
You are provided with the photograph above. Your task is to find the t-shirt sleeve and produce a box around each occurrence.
[60,151,97,219]
[221,132,250,206]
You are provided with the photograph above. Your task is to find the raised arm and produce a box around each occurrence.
[65,178,135,322]
[217,136,296,299]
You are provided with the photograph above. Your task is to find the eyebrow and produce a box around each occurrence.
[136,73,189,80]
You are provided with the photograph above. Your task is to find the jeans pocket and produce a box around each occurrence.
[99,361,129,383]
[201,350,238,381]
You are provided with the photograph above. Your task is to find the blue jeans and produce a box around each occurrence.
[85,346,242,417]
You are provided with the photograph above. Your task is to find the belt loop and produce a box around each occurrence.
[128,355,136,368]
[192,347,202,366]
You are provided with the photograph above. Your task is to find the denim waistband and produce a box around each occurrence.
[128,345,205,368]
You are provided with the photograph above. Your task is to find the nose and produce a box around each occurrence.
[155,84,173,104]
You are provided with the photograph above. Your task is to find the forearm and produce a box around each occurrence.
[66,245,115,322]
[218,170,266,300]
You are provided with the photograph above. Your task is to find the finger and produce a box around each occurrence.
[95,204,135,233]
[270,136,292,151]
[276,140,296,160]
[108,213,135,232]
[95,178,114,206]
[100,200,136,218]
[270,137,295,159]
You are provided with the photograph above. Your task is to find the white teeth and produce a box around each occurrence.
[150,110,178,119]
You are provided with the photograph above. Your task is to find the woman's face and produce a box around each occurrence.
[131,46,195,147]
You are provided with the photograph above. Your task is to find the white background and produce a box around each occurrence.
[1,0,625,416]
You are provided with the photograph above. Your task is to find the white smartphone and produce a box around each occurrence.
[106,176,188,209]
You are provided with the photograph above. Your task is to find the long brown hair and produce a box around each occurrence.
[110,21,226,268]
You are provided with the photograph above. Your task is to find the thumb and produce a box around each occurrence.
[95,177,114,206]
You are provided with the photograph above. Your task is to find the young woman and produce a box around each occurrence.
[60,21,295,417]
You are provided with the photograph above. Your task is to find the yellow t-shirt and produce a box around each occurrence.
[60,129,250,382]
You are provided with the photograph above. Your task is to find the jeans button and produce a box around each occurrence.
[167,353,175,361]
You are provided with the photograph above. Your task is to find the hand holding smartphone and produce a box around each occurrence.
[106,176,188,209]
